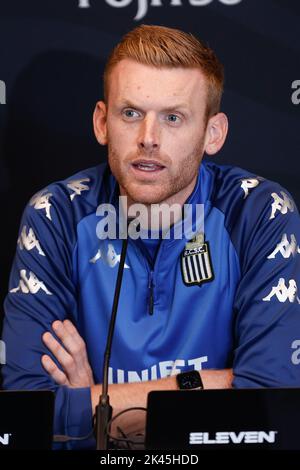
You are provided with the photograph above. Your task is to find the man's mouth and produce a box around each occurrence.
[131,160,166,173]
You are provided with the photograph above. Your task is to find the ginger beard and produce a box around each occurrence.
[107,134,206,206]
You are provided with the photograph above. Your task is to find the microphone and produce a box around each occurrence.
[95,217,132,450]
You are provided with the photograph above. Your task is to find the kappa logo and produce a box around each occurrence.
[67,178,90,201]
[78,0,243,21]
[262,278,300,304]
[269,191,295,220]
[267,233,300,259]
[17,226,45,256]
[30,190,53,221]
[90,244,130,269]
[181,233,214,286]
[10,270,52,296]
[240,178,261,199]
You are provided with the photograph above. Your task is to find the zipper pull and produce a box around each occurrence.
[148,271,154,315]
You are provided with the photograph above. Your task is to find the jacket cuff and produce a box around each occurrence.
[66,386,93,437]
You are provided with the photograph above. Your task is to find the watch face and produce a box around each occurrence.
[177,371,203,390]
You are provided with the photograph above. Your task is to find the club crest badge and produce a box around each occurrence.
[181,232,214,286]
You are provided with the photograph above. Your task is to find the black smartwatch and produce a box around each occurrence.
[176,370,203,390]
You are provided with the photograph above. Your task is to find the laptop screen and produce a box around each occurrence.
[0,390,54,450]
[146,388,300,450]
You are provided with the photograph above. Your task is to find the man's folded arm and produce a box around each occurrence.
[1,189,94,448]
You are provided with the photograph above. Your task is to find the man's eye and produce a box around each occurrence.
[167,114,180,123]
[123,109,139,119]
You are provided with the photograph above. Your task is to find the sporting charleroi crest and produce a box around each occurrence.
[181,232,214,286]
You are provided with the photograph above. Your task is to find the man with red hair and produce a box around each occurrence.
[2,25,300,449]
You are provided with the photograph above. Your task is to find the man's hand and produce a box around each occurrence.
[41,320,94,388]
[41,319,233,438]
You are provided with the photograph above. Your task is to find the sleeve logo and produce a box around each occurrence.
[240,178,261,199]
[263,278,300,304]
[29,190,53,220]
[267,234,300,259]
[10,270,52,295]
[67,178,90,201]
[17,226,45,256]
[270,192,295,220]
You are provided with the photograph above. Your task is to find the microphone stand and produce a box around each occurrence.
[95,227,130,450]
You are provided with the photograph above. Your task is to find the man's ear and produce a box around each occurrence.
[204,112,228,155]
[93,101,108,145]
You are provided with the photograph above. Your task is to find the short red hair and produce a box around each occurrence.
[104,24,224,120]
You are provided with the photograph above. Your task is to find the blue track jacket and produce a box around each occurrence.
[2,160,300,448]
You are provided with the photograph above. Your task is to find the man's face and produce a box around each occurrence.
[96,60,213,206]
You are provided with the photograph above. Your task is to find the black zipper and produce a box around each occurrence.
[131,238,165,316]
[148,270,154,315]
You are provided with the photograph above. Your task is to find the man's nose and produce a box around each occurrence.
[138,114,160,152]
